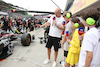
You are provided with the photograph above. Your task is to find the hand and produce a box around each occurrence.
[67,36,71,40]
[53,21,57,26]
[67,37,71,44]
[79,35,84,40]
[36,24,40,27]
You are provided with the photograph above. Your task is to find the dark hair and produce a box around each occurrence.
[95,20,100,28]
[71,17,85,28]
[72,12,82,18]
[81,8,99,22]
[71,17,80,23]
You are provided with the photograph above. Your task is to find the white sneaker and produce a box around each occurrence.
[44,59,51,64]
[61,61,65,65]
[53,61,57,67]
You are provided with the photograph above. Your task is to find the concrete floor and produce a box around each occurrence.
[0,28,64,67]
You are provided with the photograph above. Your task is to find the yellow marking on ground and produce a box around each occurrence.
[28,29,39,34]
[34,30,45,36]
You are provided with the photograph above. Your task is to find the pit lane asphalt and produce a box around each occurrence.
[0,28,64,67]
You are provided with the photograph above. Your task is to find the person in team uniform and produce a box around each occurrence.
[28,18,32,31]
[0,17,8,31]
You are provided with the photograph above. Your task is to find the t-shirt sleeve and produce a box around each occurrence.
[82,33,95,52]
[47,16,52,24]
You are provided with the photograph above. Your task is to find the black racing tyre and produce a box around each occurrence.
[0,44,4,55]
[0,43,14,60]
[7,43,14,55]
[21,33,31,46]
[2,43,14,56]
[0,49,3,55]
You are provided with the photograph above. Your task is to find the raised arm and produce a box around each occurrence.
[36,22,50,28]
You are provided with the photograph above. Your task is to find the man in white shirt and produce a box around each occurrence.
[36,8,64,67]
[78,8,100,67]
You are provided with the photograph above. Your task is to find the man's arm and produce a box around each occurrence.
[53,21,64,30]
[56,25,64,30]
[36,22,50,28]
[85,51,93,67]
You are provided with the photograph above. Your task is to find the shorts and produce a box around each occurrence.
[46,36,61,51]
[26,26,28,29]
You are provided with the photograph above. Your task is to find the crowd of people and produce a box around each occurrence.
[0,16,47,33]
[37,8,100,67]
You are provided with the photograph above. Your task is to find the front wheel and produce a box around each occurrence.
[21,33,31,46]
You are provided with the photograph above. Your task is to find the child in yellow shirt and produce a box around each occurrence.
[64,17,84,67]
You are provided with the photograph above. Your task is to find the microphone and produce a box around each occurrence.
[62,21,66,35]
[66,31,69,36]
[62,21,66,26]
[66,31,70,44]
[52,16,56,26]
[78,27,84,47]
[53,16,56,20]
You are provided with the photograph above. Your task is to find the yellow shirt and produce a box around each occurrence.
[69,29,83,54]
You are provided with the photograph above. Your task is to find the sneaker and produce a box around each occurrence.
[60,61,65,65]
[44,59,51,64]
[53,61,57,67]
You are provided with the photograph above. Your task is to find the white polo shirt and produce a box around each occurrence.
[78,27,100,67]
[63,21,74,51]
[48,15,64,38]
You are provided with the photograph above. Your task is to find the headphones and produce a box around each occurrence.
[66,13,71,18]
[74,22,79,28]
[73,17,80,28]
[86,17,95,25]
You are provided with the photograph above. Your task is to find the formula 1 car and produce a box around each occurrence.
[0,30,35,60]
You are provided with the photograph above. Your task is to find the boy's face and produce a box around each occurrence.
[63,16,70,22]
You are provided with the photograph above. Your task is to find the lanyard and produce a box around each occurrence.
[90,25,96,29]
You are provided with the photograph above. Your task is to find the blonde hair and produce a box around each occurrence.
[63,11,72,18]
